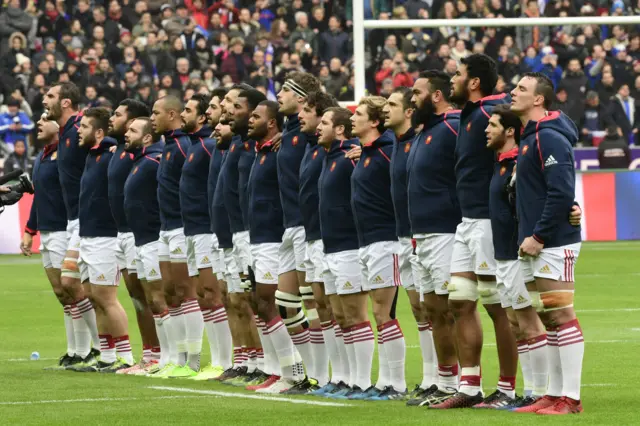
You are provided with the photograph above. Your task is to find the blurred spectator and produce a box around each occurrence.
[229,8,260,50]
[221,37,252,83]
[597,71,617,107]
[598,125,631,168]
[0,0,32,58]
[319,16,349,63]
[609,83,639,145]
[324,58,349,98]
[516,0,549,51]
[289,11,316,53]
[579,91,610,146]
[2,139,32,175]
[0,99,34,152]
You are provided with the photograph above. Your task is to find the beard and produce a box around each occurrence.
[450,79,469,106]
[231,116,249,137]
[182,119,198,134]
[124,139,142,152]
[80,133,96,147]
[46,103,62,121]
[109,124,125,140]
[412,97,435,126]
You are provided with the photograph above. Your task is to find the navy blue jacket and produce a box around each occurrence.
[107,143,135,233]
[157,129,192,231]
[26,142,67,234]
[298,133,324,242]
[79,137,118,237]
[277,114,307,228]
[390,128,415,238]
[180,126,215,236]
[351,130,397,247]
[247,140,284,244]
[207,139,225,235]
[238,138,256,231]
[489,147,518,260]
[318,139,360,254]
[516,111,581,248]
[222,135,255,233]
[455,93,510,219]
[58,113,88,220]
[212,149,233,249]
[407,110,462,235]
[124,143,165,246]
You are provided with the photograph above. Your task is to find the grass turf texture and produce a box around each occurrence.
[1,241,639,425]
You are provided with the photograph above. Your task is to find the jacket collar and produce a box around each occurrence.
[497,146,519,162]
[89,136,117,154]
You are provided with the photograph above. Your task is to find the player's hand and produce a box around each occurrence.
[109,145,117,153]
[20,232,33,257]
[569,204,582,226]
[271,132,282,151]
[0,185,9,193]
[344,145,362,160]
[519,236,543,258]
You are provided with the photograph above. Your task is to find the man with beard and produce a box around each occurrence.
[149,95,194,378]
[275,72,325,387]
[405,71,461,408]
[76,107,133,372]
[43,82,100,370]
[21,114,75,370]
[297,91,342,393]
[106,99,161,374]
[122,117,168,375]
[436,54,517,409]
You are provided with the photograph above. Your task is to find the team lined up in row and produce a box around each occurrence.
[23,53,585,414]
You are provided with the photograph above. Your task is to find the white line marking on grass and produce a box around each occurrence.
[149,386,351,407]
[5,358,58,362]
[582,383,616,387]
[576,308,640,313]
[0,396,210,406]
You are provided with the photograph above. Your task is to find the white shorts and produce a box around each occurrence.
[398,237,419,291]
[251,243,280,285]
[359,241,402,291]
[66,219,80,252]
[232,231,251,275]
[40,231,67,269]
[323,249,362,296]
[223,247,244,293]
[210,233,225,275]
[158,228,187,262]
[279,226,306,274]
[79,237,119,286]
[304,240,325,283]
[414,234,455,295]
[496,259,534,309]
[186,234,214,277]
[450,218,497,276]
[136,240,162,282]
[521,243,581,283]
[115,232,137,272]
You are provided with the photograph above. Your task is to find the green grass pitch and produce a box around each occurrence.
[1,241,639,425]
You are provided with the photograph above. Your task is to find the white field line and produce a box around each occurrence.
[581,383,616,387]
[0,395,210,406]
[148,386,351,407]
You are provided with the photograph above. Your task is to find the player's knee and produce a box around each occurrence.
[372,303,389,326]
[410,299,423,322]
[275,290,308,329]
[477,280,501,305]
[447,276,479,303]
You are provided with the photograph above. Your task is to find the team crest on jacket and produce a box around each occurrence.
[230,144,236,152]
[120,152,126,159]
[466,122,471,131]
[425,135,432,145]
[166,151,171,161]
[330,161,336,172]
[364,157,371,167]
[189,153,194,162]
[51,152,57,160]
[500,166,507,176]
[312,150,318,159]
[244,142,249,150]
[292,136,299,146]
[66,138,70,147]
[133,166,139,174]
[522,145,529,155]
[96,155,101,163]
[404,143,411,153]
[260,154,266,165]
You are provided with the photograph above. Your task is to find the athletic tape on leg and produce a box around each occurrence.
[540,290,574,312]
[61,257,80,279]
[529,291,543,312]
[275,290,308,328]
[447,276,478,301]
[478,280,501,305]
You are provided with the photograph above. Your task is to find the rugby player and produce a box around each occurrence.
[510,73,584,415]
[275,72,324,385]
[22,114,75,369]
[43,82,99,368]
[150,95,193,377]
[316,107,360,398]
[107,100,160,372]
[122,117,167,374]
[76,107,132,372]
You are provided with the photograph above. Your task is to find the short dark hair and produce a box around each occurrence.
[461,54,499,97]
[284,71,322,97]
[118,98,150,120]
[258,100,284,131]
[189,93,211,116]
[159,95,183,112]
[492,104,522,144]
[418,70,452,102]
[391,86,413,110]
[84,107,111,133]
[133,116,160,143]
[306,91,338,117]
[211,87,228,101]
[54,81,81,109]
[238,89,267,111]
[325,106,353,139]
[231,83,253,92]
[522,72,555,109]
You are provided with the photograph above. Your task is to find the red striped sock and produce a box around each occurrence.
[114,335,134,365]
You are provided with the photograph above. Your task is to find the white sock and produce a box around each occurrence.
[247,348,257,373]
[211,305,233,369]
[310,328,328,384]
[321,321,340,384]
[233,347,243,369]
[114,335,134,365]
[343,328,356,387]
[71,303,91,358]
[257,347,265,372]
[169,305,187,365]
[202,309,219,366]
[459,366,481,396]
[293,347,305,381]
[438,364,459,391]
[546,329,563,397]
[181,298,204,371]
[375,334,389,390]
[163,310,180,365]
[75,298,99,348]
[557,319,585,401]
[517,340,533,396]
[380,319,406,392]
[417,321,436,389]
[99,334,116,363]
[256,316,279,376]
[497,376,516,399]
[350,322,375,390]
[291,329,313,378]
[333,323,349,384]
[63,305,75,356]
[267,317,296,380]
[153,312,170,367]
[528,334,549,397]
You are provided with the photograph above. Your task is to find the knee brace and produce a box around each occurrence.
[540,290,574,312]
[275,290,308,329]
[477,280,501,305]
[299,285,314,301]
[61,257,80,279]
[447,276,478,302]
[529,291,543,312]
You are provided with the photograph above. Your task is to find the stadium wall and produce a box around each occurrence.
[0,170,638,253]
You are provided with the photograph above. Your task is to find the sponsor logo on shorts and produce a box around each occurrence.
[442,281,449,289]
[148,269,158,277]
[539,264,551,274]
[263,272,274,280]
[96,274,106,281]
[299,262,305,269]
[343,281,353,289]
[372,275,384,284]
[201,256,211,264]
[131,259,137,265]
[516,295,528,305]
[478,261,489,270]
[171,247,183,255]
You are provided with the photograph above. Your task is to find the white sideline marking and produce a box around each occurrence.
[0,395,210,406]
[6,358,58,362]
[149,386,351,407]
[577,308,640,313]
[582,383,616,387]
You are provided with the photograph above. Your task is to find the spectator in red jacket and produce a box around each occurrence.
[220,37,252,83]
[184,0,210,29]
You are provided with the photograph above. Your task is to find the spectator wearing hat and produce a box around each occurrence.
[0,99,34,153]
[1,32,29,75]
[533,46,563,88]
[579,91,611,146]
[0,0,32,57]
[610,83,639,146]
[598,125,632,169]
[221,37,252,83]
